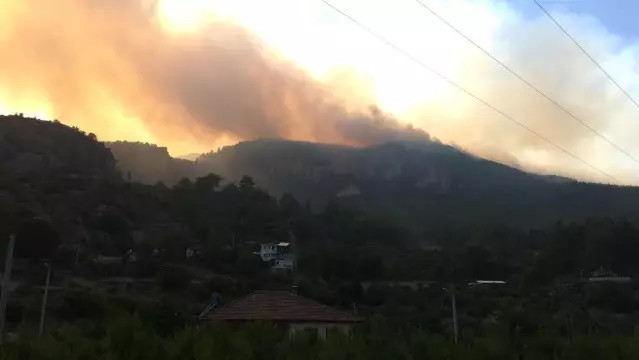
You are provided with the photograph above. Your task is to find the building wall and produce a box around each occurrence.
[260,243,278,261]
[273,255,295,270]
[288,322,352,340]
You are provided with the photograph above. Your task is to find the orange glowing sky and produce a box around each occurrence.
[2,0,639,184]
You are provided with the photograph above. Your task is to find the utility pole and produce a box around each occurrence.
[444,284,459,344]
[451,284,459,344]
[39,262,51,337]
[75,241,80,267]
[0,234,16,344]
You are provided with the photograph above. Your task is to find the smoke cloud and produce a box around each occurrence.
[0,0,429,154]
[1,0,638,184]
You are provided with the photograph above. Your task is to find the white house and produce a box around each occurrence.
[588,268,632,283]
[186,245,204,259]
[260,243,278,261]
[259,242,296,271]
[273,253,295,271]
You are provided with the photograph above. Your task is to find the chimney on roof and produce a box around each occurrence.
[211,292,220,307]
[291,285,299,295]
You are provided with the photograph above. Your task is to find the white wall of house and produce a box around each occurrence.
[288,323,352,340]
[260,243,278,261]
[273,253,295,270]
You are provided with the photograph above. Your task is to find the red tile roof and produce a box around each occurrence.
[207,290,361,323]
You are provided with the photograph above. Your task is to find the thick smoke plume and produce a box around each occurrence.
[1,0,639,184]
[0,0,428,155]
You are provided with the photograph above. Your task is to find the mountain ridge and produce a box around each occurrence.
[106,137,639,230]
[3,115,639,241]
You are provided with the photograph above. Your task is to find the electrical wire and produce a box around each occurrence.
[413,0,639,172]
[533,0,639,110]
[316,0,621,184]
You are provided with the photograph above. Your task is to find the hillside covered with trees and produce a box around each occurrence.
[3,115,639,357]
[109,138,639,231]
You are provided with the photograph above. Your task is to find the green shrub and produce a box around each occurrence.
[156,263,193,292]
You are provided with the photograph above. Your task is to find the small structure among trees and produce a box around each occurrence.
[203,290,361,339]
[259,242,296,272]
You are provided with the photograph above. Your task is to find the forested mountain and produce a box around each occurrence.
[0,115,410,270]
[109,138,639,230]
[0,115,116,180]
[6,116,639,357]
[107,141,200,185]
[0,115,119,249]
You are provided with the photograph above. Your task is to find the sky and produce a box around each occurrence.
[1,0,639,185]
[145,0,639,184]
[514,0,639,40]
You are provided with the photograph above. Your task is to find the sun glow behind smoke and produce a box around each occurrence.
[0,93,53,121]
[156,0,464,120]
[157,0,216,34]
[150,0,639,184]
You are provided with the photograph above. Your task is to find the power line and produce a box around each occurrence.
[413,0,639,173]
[532,0,639,110]
[317,0,620,184]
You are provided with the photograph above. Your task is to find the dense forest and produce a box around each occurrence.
[109,138,639,232]
[3,115,639,358]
